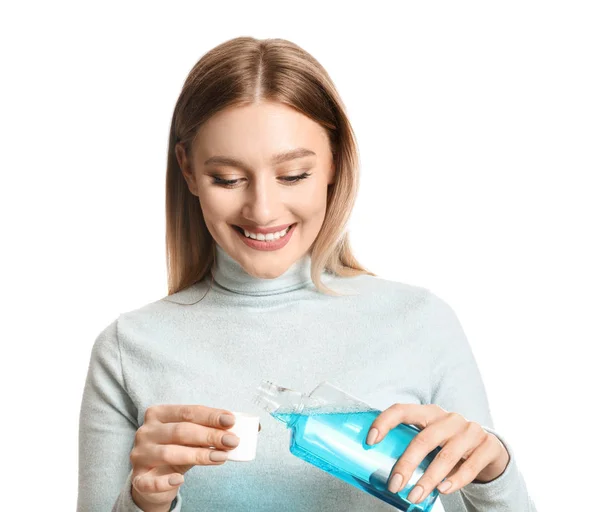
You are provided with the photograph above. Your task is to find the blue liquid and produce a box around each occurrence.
[273,409,441,512]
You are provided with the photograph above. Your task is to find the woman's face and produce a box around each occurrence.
[176,100,335,279]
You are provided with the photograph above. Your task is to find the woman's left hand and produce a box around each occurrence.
[366,403,510,504]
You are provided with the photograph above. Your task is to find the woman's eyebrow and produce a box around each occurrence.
[204,148,316,169]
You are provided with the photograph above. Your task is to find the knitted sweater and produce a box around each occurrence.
[78,243,536,511]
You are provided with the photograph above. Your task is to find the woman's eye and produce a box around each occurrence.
[212,177,240,187]
[280,171,312,183]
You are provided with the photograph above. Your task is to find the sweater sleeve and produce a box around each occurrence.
[77,317,182,512]
[420,291,537,512]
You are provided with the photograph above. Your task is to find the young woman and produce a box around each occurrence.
[78,37,536,511]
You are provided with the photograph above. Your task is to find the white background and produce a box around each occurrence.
[2,1,598,510]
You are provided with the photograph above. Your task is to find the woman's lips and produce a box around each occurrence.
[233,223,297,251]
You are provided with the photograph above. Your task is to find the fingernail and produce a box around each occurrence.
[437,480,452,493]
[388,473,403,493]
[219,414,235,428]
[408,485,423,503]
[222,434,240,447]
[366,428,379,445]
[168,474,184,486]
[209,450,229,462]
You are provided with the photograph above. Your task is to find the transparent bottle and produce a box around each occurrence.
[254,380,443,512]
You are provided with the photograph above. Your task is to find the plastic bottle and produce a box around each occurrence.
[253,380,443,512]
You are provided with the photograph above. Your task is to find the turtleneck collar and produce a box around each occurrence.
[211,243,315,296]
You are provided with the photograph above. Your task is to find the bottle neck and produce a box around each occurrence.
[254,381,313,427]
[254,381,376,428]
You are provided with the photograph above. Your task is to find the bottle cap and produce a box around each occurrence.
[225,411,260,461]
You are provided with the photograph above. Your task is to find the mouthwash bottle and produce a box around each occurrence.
[254,381,443,512]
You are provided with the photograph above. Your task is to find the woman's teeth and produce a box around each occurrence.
[243,225,292,241]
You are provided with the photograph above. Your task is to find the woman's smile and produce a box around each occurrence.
[233,222,297,251]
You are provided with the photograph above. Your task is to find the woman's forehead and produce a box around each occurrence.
[193,103,330,166]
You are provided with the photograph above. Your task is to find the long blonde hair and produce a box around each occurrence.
[166,37,375,297]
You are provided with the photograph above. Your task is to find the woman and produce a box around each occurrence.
[78,37,536,511]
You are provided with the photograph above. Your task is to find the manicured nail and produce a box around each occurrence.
[219,414,235,427]
[388,473,403,493]
[366,428,379,445]
[209,450,229,462]
[437,480,452,493]
[408,485,423,503]
[222,434,240,447]
[168,474,184,486]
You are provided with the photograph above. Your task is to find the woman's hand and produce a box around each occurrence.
[366,403,510,505]
[130,405,248,512]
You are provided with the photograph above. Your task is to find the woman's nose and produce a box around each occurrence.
[241,179,282,224]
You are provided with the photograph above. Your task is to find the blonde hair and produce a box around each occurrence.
[166,37,375,297]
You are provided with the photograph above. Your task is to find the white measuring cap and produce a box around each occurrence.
[225,411,260,461]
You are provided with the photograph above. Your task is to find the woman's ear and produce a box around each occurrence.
[175,142,199,196]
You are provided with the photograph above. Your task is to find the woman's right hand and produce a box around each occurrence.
[129,404,242,512]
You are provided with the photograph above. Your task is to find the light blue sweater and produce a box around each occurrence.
[78,244,536,511]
